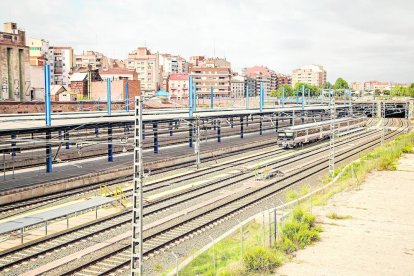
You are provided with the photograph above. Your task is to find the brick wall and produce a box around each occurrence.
[91,79,140,101]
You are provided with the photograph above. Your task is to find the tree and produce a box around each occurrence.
[333,78,349,90]
[323,82,332,89]
[272,84,294,98]
[293,82,320,96]
[270,89,278,97]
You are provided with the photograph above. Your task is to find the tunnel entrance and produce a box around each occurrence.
[384,103,407,118]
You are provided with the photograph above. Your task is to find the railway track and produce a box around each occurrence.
[0,117,379,219]
[1,119,404,275]
[62,118,407,276]
[0,114,329,218]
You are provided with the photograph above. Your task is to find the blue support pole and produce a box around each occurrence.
[344,89,347,107]
[296,90,299,105]
[276,114,279,132]
[302,85,305,111]
[65,129,69,149]
[125,81,129,112]
[302,85,305,124]
[11,133,16,156]
[142,124,145,140]
[107,78,111,116]
[189,76,193,117]
[44,64,51,126]
[153,123,158,154]
[189,123,193,148]
[240,116,244,139]
[328,89,332,107]
[193,79,197,112]
[260,82,264,112]
[217,121,221,143]
[169,122,173,136]
[46,130,52,173]
[210,86,214,110]
[281,87,285,108]
[108,125,113,162]
[246,85,249,110]
[259,116,263,135]
[95,127,99,137]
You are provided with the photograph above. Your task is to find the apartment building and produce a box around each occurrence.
[74,50,109,70]
[0,22,31,101]
[364,81,391,91]
[160,54,188,75]
[190,66,231,98]
[276,73,292,87]
[230,75,245,98]
[244,66,273,97]
[49,46,74,88]
[127,47,161,97]
[168,73,188,99]
[245,76,256,97]
[292,64,326,87]
[28,38,51,66]
[99,68,138,81]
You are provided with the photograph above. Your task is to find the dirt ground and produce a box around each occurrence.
[277,154,414,276]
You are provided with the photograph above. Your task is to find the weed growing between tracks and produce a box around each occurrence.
[174,132,414,276]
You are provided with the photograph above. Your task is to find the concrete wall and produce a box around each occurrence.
[0,44,31,101]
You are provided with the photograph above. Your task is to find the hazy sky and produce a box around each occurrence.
[1,0,413,83]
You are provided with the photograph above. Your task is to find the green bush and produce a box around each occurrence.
[277,209,322,254]
[402,144,413,153]
[243,246,282,273]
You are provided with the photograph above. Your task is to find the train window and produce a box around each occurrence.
[286,132,294,137]
[278,133,286,137]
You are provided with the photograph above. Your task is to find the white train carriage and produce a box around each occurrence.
[277,117,366,148]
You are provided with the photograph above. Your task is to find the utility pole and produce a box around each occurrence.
[381,101,385,145]
[131,96,144,275]
[329,89,336,177]
[195,117,201,169]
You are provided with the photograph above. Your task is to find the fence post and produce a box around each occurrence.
[237,219,243,260]
[209,236,216,275]
[274,207,277,242]
[262,211,266,247]
[171,251,179,276]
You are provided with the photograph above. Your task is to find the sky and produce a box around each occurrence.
[1,0,413,83]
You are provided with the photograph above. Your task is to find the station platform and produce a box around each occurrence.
[0,129,278,195]
[0,196,114,235]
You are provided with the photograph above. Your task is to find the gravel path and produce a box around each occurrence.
[277,153,414,276]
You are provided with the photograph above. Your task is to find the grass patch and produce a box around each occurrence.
[285,190,298,201]
[326,212,352,220]
[276,209,322,254]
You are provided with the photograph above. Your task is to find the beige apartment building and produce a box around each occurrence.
[292,64,326,87]
[29,38,51,66]
[190,66,231,98]
[0,22,31,101]
[168,73,189,99]
[127,47,161,97]
[75,50,111,70]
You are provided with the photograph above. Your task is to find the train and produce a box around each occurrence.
[277,117,367,148]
